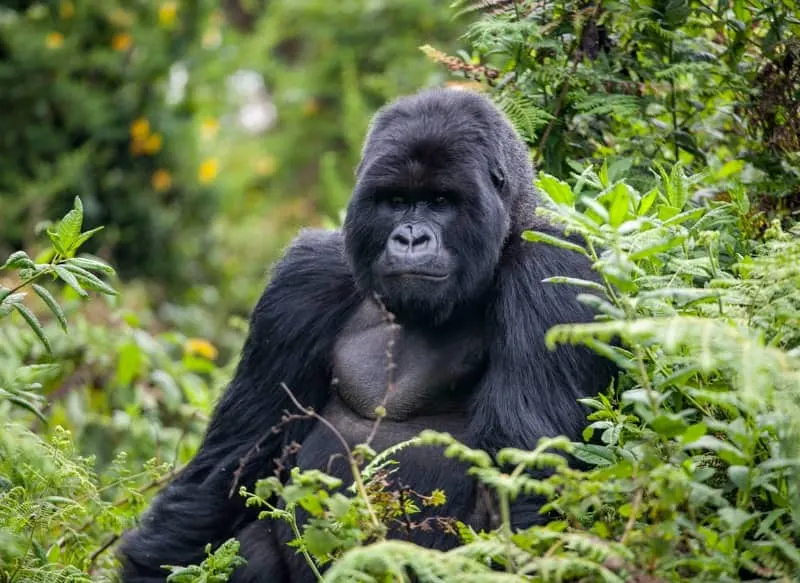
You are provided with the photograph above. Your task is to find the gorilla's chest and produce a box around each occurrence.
[330,299,486,424]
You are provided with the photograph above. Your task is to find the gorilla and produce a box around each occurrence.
[117,88,616,582]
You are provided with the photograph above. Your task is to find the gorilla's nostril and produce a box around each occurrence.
[392,233,411,248]
[412,233,430,249]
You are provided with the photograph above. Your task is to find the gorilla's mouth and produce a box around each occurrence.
[389,271,450,282]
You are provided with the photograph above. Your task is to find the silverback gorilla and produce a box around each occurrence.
[118,88,616,582]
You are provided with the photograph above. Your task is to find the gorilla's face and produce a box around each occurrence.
[344,90,517,328]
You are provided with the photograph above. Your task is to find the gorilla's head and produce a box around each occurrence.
[343,88,538,328]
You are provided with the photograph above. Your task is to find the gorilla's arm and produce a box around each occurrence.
[117,230,362,582]
[468,221,615,525]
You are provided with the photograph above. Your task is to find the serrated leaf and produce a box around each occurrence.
[521,230,588,256]
[56,197,84,252]
[64,264,117,296]
[32,284,68,333]
[1,250,34,270]
[571,443,616,466]
[54,265,88,297]
[69,255,116,275]
[69,226,105,253]
[46,229,67,256]
[14,303,52,354]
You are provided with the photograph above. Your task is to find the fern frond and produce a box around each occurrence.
[451,0,517,17]
[494,92,553,142]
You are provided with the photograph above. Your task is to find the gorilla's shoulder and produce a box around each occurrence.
[271,228,349,281]
[252,228,360,334]
[503,217,597,282]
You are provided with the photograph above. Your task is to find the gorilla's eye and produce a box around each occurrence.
[432,195,448,205]
[390,195,406,206]
[491,168,506,191]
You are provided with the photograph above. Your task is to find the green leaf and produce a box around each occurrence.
[63,263,118,296]
[637,187,659,215]
[571,443,616,466]
[1,251,35,270]
[4,393,48,423]
[598,159,609,188]
[521,230,588,256]
[726,465,750,489]
[608,182,630,227]
[53,265,88,297]
[46,229,67,256]
[536,173,574,206]
[69,255,116,275]
[304,524,340,557]
[541,276,605,292]
[629,235,687,261]
[14,303,52,354]
[69,226,105,253]
[681,422,708,444]
[32,284,68,333]
[56,196,84,253]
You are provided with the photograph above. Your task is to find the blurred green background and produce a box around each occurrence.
[0,0,463,329]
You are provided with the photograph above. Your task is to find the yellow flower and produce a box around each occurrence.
[59,0,75,19]
[198,158,218,183]
[255,155,277,177]
[184,338,218,361]
[200,118,219,140]
[142,133,163,155]
[46,32,64,49]
[158,2,178,27]
[151,169,172,192]
[130,118,150,140]
[112,33,132,51]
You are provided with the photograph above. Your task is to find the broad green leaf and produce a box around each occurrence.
[681,422,708,444]
[726,465,750,489]
[14,303,52,354]
[536,173,574,206]
[32,284,68,332]
[571,443,616,466]
[608,182,630,227]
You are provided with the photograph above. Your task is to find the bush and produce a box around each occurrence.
[0,1,220,286]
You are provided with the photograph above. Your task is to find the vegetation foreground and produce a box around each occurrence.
[1,0,799,582]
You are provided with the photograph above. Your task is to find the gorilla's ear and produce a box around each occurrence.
[490,166,506,192]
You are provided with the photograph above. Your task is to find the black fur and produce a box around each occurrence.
[117,88,616,582]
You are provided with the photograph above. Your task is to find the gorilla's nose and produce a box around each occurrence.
[388,224,435,257]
